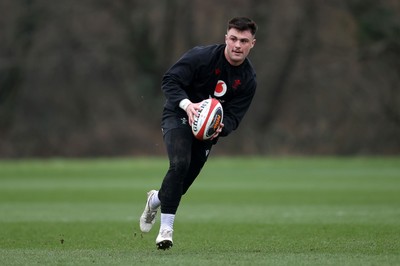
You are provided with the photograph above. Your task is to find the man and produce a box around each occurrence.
[139,17,257,250]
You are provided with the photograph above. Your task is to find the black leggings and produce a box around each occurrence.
[158,127,212,214]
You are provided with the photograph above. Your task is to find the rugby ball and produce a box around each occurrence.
[192,98,223,140]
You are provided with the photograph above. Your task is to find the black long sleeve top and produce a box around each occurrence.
[161,44,257,137]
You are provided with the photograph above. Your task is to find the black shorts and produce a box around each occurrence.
[161,108,192,136]
[161,107,218,145]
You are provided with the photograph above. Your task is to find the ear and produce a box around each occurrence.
[251,38,256,48]
[225,34,228,44]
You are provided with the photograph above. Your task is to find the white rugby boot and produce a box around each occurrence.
[156,228,173,250]
[139,190,159,233]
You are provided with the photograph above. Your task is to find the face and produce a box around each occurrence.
[224,28,256,66]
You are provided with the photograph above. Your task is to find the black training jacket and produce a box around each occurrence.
[161,44,257,137]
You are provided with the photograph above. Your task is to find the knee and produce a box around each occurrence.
[169,156,190,177]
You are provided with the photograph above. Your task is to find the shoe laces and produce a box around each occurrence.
[145,193,158,223]
[145,209,157,223]
[160,228,173,238]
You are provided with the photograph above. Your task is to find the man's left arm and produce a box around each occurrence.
[219,81,256,137]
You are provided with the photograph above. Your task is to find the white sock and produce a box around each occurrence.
[160,213,175,231]
[150,191,161,210]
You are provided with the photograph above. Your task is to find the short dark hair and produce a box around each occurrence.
[227,17,258,36]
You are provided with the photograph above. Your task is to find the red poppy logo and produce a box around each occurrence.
[233,79,241,89]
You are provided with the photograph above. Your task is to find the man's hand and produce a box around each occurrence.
[186,102,202,126]
[210,122,224,140]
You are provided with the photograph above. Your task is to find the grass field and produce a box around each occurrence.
[0,157,399,265]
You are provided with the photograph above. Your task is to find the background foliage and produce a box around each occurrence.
[1,0,399,157]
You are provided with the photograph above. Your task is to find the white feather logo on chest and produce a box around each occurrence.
[214,80,227,97]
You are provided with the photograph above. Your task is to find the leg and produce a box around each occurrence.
[156,138,212,250]
[158,127,193,214]
[139,127,192,235]
[156,127,192,250]
[182,139,213,195]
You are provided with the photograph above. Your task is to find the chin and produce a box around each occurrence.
[231,56,244,63]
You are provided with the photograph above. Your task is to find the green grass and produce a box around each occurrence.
[0,157,399,265]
